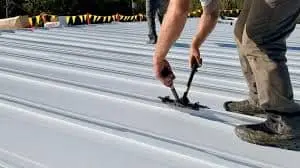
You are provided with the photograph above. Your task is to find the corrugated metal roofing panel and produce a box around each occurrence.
[0,18,299,168]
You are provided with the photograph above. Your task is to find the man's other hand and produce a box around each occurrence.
[153,58,175,87]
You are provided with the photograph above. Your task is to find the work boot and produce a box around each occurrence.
[147,38,157,44]
[223,99,265,116]
[235,112,300,151]
[147,34,157,44]
[147,37,157,44]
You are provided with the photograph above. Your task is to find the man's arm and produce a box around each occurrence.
[152,0,191,87]
[192,0,219,48]
[153,0,190,64]
[188,0,219,67]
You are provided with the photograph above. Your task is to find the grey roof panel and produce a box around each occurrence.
[0,19,300,168]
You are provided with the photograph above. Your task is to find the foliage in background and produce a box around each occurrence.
[190,0,244,11]
[1,0,246,18]
[219,0,244,10]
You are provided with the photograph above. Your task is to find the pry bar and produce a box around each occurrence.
[181,63,199,105]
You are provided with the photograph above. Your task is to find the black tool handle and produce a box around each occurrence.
[171,86,180,101]
[187,63,199,88]
[183,63,199,98]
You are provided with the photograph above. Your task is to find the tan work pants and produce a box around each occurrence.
[234,0,300,113]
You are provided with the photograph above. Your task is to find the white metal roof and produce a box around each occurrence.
[0,18,299,168]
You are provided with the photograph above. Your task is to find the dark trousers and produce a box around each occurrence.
[146,0,168,40]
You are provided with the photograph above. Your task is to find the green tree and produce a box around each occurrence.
[134,0,146,14]
[1,0,246,19]
[22,0,53,15]
[191,0,202,11]
[219,0,244,10]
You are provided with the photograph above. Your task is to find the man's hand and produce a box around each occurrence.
[153,58,175,87]
[189,45,202,68]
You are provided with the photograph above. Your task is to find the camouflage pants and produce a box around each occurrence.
[146,0,169,39]
[234,0,300,113]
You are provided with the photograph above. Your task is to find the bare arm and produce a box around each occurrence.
[152,0,191,87]
[153,0,191,64]
[192,0,219,48]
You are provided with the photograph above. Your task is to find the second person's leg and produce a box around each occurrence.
[235,0,300,149]
[224,0,265,116]
[146,0,158,44]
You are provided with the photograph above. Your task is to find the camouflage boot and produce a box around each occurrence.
[235,112,300,151]
[223,99,265,117]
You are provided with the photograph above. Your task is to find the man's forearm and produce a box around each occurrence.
[192,2,219,48]
[153,0,190,63]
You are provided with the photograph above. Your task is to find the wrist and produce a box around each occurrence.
[153,56,165,65]
[192,36,201,48]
